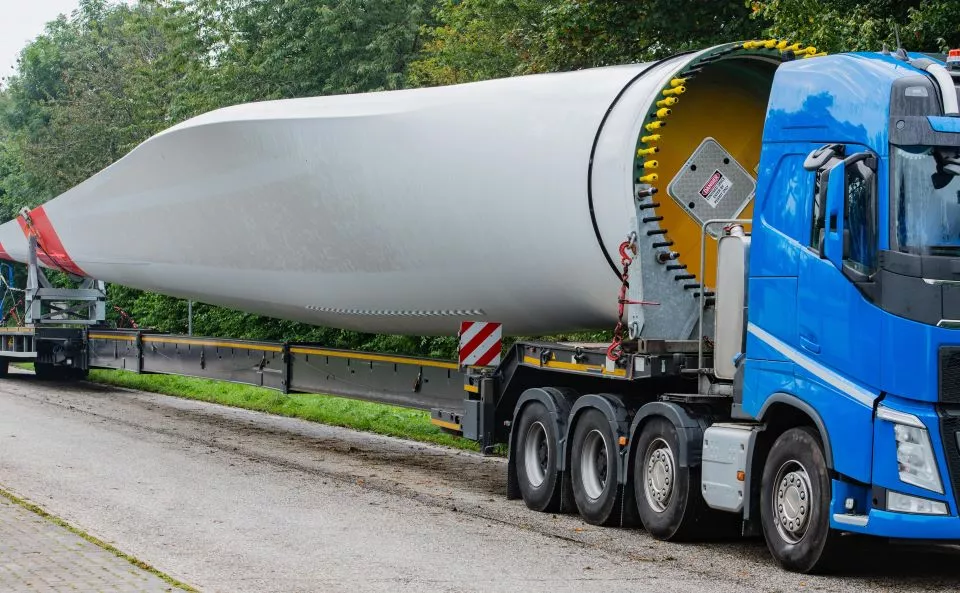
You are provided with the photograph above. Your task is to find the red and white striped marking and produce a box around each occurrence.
[459,321,502,367]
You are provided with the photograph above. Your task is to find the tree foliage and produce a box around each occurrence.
[408,0,765,85]
[1,0,959,356]
[755,0,960,53]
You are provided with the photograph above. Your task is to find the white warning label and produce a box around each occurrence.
[699,169,733,208]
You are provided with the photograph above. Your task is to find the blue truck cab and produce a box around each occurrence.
[743,50,960,567]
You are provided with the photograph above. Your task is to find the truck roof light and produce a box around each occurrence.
[948,49,960,70]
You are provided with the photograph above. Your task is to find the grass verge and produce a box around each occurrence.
[0,487,197,592]
[86,369,481,451]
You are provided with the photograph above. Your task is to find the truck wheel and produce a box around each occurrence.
[0,358,7,378]
[34,363,58,380]
[66,368,89,380]
[514,402,562,512]
[760,427,837,573]
[633,417,706,540]
[570,409,621,525]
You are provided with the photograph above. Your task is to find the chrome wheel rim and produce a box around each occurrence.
[523,421,549,488]
[643,438,675,513]
[579,429,609,500]
[773,460,812,544]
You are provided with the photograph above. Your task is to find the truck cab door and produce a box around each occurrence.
[796,145,881,386]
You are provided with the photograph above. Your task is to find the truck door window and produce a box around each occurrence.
[844,160,878,275]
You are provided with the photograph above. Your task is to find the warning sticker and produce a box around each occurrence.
[699,170,733,208]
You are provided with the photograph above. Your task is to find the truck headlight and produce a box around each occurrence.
[887,491,948,515]
[878,406,944,494]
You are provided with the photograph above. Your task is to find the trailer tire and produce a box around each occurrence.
[514,402,562,512]
[633,417,707,540]
[0,358,7,378]
[34,363,58,380]
[570,409,621,525]
[760,427,837,573]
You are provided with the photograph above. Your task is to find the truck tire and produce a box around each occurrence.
[570,409,621,525]
[514,402,562,512]
[34,363,59,380]
[633,417,707,540]
[760,427,837,573]
[0,358,8,378]
[67,367,89,380]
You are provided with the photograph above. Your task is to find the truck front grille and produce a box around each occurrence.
[939,410,960,509]
[939,347,960,404]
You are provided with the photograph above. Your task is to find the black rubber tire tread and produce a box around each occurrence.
[514,402,562,512]
[760,426,838,573]
[633,417,711,540]
[34,362,59,380]
[570,409,621,526]
[0,358,8,378]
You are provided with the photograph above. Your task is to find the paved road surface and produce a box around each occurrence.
[0,370,958,592]
[0,495,179,592]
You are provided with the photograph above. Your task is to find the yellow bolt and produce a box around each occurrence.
[670,77,686,88]
[742,40,761,49]
[662,86,685,97]
[643,160,659,170]
[655,107,672,118]
[803,51,828,59]
[645,121,666,132]
[782,43,803,52]
[801,46,818,55]
[763,39,777,49]
[656,97,678,108]
[641,134,661,144]
[637,173,658,184]
[776,39,789,50]
[636,146,659,157]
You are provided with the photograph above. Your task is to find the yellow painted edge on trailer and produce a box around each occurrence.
[431,418,462,431]
[142,336,283,353]
[88,333,136,341]
[522,355,627,378]
[290,346,459,370]
[463,383,479,394]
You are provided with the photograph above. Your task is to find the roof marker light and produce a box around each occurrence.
[947,49,960,70]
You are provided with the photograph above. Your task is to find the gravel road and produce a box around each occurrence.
[0,369,958,592]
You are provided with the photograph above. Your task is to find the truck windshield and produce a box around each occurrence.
[892,145,960,256]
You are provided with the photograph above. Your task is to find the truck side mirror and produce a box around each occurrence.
[823,159,846,269]
[821,152,876,270]
[803,144,844,171]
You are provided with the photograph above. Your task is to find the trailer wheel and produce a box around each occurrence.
[760,427,837,573]
[34,363,59,380]
[67,368,89,380]
[570,409,621,525]
[514,402,562,512]
[633,417,706,540]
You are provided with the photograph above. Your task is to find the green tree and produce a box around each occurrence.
[755,0,960,53]
[190,0,437,103]
[409,0,767,86]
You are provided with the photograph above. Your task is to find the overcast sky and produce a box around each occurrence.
[0,0,82,83]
